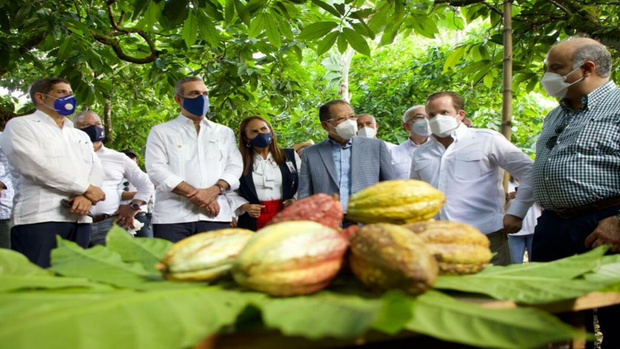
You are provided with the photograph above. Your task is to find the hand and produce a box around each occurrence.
[282,199,295,208]
[187,187,219,207]
[205,200,220,217]
[116,204,139,229]
[84,185,105,204]
[70,195,92,216]
[241,203,264,218]
[585,216,620,253]
[502,214,523,235]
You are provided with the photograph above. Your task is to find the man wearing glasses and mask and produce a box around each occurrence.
[532,37,619,348]
[390,105,431,179]
[298,99,395,216]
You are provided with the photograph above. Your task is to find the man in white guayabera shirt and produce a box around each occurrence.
[390,105,431,179]
[410,91,534,266]
[73,110,154,246]
[145,76,242,242]
[0,77,105,267]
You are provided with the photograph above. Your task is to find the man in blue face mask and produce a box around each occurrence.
[532,37,620,349]
[0,78,105,267]
[145,76,243,242]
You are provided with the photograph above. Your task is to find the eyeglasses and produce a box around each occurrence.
[545,122,568,150]
[329,115,356,124]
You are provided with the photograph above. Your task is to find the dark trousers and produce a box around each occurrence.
[153,221,230,242]
[11,222,91,268]
[134,212,153,238]
[532,206,620,349]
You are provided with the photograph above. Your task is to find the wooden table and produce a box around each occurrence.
[194,291,620,349]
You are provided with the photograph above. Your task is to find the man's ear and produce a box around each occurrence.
[320,121,329,132]
[173,94,182,106]
[457,110,466,122]
[34,92,46,106]
[403,122,411,132]
[582,60,596,77]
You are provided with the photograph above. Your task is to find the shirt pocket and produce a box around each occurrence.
[411,158,434,180]
[454,151,485,181]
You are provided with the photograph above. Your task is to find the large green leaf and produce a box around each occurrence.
[405,291,586,348]
[257,290,381,339]
[50,238,193,291]
[182,10,198,48]
[298,21,338,41]
[434,247,615,304]
[342,27,370,55]
[0,286,251,349]
[0,249,109,292]
[105,226,172,274]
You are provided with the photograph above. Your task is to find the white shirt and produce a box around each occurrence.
[410,124,534,234]
[145,114,243,224]
[391,137,429,179]
[507,181,542,237]
[0,132,16,220]
[0,110,103,225]
[229,151,302,213]
[91,145,154,216]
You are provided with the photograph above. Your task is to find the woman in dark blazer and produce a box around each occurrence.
[233,116,300,231]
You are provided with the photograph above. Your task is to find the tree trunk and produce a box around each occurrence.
[103,98,113,142]
[501,0,513,191]
[337,48,354,102]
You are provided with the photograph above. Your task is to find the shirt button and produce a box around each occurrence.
[545,177,549,180]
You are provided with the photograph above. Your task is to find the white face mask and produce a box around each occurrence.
[357,126,377,138]
[540,67,584,98]
[334,119,358,140]
[411,118,431,137]
[429,114,459,138]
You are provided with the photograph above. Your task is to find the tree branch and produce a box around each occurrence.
[89,0,160,64]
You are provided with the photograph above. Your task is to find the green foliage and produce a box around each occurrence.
[3,237,613,348]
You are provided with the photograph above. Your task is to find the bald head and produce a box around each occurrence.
[547,37,611,78]
[74,111,102,129]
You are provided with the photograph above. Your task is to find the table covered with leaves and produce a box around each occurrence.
[1,227,619,349]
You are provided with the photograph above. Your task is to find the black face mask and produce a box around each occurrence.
[80,125,105,142]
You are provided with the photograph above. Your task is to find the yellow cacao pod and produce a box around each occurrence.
[232,221,348,296]
[346,179,445,224]
[403,221,492,274]
[349,223,438,294]
[156,228,254,281]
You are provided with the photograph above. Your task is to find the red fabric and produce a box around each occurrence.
[256,199,284,230]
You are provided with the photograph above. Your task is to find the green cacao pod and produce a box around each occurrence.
[156,228,254,281]
[403,221,492,274]
[232,221,348,296]
[346,179,445,224]
[349,223,438,294]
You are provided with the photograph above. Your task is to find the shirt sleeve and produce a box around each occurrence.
[123,156,154,204]
[218,127,243,191]
[145,126,184,192]
[489,133,535,218]
[0,146,11,190]
[0,119,90,194]
[379,140,396,180]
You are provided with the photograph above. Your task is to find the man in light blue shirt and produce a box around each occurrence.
[298,99,395,215]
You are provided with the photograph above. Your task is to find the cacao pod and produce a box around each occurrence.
[349,223,438,294]
[232,221,348,296]
[156,228,254,281]
[346,180,445,224]
[403,221,492,274]
[267,193,343,229]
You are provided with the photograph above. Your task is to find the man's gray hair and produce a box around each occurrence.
[402,104,425,123]
[572,44,612,78]
[174,76,203,96]
[73,110,99,128]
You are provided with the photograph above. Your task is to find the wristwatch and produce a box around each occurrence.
[129,202,141,211]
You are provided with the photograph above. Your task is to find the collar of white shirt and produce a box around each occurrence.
[173,113,214,130]
[35,109,73,129]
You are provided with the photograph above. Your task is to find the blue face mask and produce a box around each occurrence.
[182,94,209,117]
[80,125,105,142]
[45,94,76,115]
[249,132,272,148]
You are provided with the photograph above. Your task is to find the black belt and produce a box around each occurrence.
[92,214,116,223]
[549,197,620,219]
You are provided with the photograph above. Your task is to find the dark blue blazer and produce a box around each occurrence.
[237,148,298,231]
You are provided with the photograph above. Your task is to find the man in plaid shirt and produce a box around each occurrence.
[532,37,619,349]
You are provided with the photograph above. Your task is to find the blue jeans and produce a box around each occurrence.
[11,222,90,268]
[134,212,153,238]
[89,216,116,247]
[153,221,231,242]
[507,234,534,264]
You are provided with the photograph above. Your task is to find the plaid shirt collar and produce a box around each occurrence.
[559,80,615,113]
